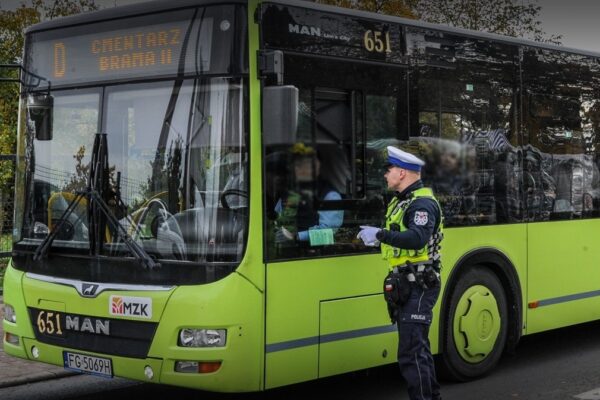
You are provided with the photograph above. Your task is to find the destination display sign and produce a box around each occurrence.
[26,12,213,87]
[261,3,407,65]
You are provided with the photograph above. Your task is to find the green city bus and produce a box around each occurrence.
[3,0,600,392]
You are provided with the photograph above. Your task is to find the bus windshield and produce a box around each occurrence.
[12,4,248,284]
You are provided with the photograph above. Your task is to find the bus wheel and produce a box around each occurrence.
[441,266,507,381]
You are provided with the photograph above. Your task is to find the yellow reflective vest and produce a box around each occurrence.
[380,187,444,269]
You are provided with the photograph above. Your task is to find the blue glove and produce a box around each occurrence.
[357,225,381,247]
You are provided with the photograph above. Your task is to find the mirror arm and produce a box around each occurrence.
[0,64,51,92]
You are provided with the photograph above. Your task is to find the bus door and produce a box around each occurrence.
[262,55,408,388]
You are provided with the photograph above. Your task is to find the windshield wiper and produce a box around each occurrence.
[32,188,160,270]
[32,191,85,261]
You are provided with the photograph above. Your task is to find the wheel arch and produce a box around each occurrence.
[438,247,523,356]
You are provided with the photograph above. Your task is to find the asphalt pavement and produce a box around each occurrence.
[0,296,77,389]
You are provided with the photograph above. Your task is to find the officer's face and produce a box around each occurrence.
[384,166,406,190]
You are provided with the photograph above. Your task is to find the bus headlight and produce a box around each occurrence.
[3,304,16,323]
[178,329,227,347]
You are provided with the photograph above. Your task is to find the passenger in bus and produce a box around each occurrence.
[430,140,464,224]
[357,146,443,400]
[273,143,343,245]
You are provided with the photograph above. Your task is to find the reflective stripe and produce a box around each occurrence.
[535,289,600,307]
[265,324,397,353]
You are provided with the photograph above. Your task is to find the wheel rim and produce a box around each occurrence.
[452,284,501,363]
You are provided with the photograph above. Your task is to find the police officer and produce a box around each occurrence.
[358,146,443,400]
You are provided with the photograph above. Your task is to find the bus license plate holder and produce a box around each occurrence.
[63,351,113,378]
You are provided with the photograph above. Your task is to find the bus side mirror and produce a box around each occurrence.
[262,85,298,146]
[28,94,54,141]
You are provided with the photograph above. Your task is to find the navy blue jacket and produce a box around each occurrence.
[376,181,441,250]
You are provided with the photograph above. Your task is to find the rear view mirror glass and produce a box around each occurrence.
[27,94,54,141]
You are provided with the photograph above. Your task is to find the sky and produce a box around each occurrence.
[537,0,600,54]
[2,0,600,54]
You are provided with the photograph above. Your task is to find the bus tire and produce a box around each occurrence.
[440,266,507,381]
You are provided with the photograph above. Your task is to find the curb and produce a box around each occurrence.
[0,370,79,389]
[1,295,80,389]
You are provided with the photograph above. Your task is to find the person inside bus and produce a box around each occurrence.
[430,140,463,223]
[274,142,344,245]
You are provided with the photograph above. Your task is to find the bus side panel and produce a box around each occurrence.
[264,255,388,388]
[264,224,527,388]
[527,219,600,334]
[2,261,31,359]
[319,295,396,378]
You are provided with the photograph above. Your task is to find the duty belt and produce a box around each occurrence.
[392,261,438,273]
[392,262,440,284]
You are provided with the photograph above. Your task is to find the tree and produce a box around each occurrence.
[0,0,98,255]
[409,0,561,44]
[314,0,416,18]
[313,0,561,44]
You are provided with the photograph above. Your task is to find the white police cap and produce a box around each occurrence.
[387,146,425,172]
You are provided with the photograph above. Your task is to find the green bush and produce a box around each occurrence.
[0,258,6,291]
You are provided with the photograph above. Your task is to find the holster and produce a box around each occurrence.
[383,270,411,323]
[407,262,441,290]
[422,264,441,289]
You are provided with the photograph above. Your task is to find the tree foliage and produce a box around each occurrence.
[409,0,561,44]
[0,0,98,241]
[315,0,415,18]
[314,0,561,44]
[0,0,98,151]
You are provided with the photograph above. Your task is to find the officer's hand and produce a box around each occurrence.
[275,226,295,243]
[357,225,380,247]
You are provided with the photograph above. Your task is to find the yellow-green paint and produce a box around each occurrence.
[453,285,500,363]
[264,223,527,388]
[21,275,174,324]
[4,262,264,392]
[3,214,530,392]
[319,295,397,378]
[6,0,600,393]
[527,219,600,334]
[2,262,31,360]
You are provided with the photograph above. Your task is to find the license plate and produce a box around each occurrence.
[63,351,113,378]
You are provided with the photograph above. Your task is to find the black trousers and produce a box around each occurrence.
[397,285,441,400]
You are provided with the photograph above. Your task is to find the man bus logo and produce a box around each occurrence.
[66,315,110,336]
[109,295,152,319]
[288,24,321,37]
[81,283,100,297]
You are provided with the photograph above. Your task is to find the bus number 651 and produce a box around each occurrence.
[37,310,64,336]
[363,30,391,53]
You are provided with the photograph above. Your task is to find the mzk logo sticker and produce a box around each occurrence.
[109,295,152,319]
[414,211,428,226]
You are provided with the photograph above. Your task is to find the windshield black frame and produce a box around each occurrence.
[12,3,249,285]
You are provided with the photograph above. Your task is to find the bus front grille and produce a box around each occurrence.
[28,308,158,359]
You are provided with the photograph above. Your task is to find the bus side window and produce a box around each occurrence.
[523,48,600,220]
[408,32,520,227]
[263,57,405,261]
